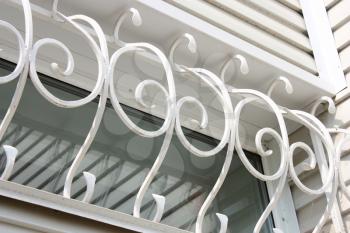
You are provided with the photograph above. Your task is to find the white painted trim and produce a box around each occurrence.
[300,0,347,94]
[0,181,190,233]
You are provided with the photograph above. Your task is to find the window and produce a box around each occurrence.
[0,59,273,233]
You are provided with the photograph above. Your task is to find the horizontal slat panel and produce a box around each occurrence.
[243,0,306,32]
[291,173,323,211]
[324,0,340,9]
[276,0,302,12]
[328,0,350,30]
[165,0,317,74]
[206,0,312,52]
[340,45,350,73]
[334,20,350,50]
[297,196,327,233]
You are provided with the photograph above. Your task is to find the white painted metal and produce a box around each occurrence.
[0,145,17,181]
[310,99,345,233]
[0,0,342,142]
[220,54,249,83]
[0,0,32,182]
[0,1,350,233]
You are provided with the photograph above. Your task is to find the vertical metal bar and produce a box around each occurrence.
[310,132,346,232]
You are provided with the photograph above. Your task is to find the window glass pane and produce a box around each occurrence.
[0,60,273,233]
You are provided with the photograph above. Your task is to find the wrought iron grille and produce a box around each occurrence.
[0,1,349,233]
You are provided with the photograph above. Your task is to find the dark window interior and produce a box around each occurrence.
[0,59,273,233]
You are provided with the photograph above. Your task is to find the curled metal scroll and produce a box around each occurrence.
[110,9,176,222]
[332,131,350,201]
[114,8,143,47]
[108,42,176,222]
[267,76,293,98]
[310,96,336,115]
[286,111,334,195]
[283,109,336,233]
[0,0,32,180]
[28,2,109,202]
[0,145,18,181]
[169,33,197,72]
[229,89,289,233]
[220,54,249,83]
[328,128,350,200]
[179,67,234,233]
[61,15,109,203]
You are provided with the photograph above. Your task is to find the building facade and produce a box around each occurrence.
[0,0,349,233]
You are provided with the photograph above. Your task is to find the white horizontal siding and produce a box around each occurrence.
[243,0,306,32]
[324,0,340,9]
[334,21,350,50]
[328,0,350,81]
[328,0,350,30]
[164,0,318,74]
[206,0,311,52]
[340,46,350,74]
[276,0,302,12]
[290,164,335,233]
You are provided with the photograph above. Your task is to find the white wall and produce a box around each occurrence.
[327,0,350,85]
[0,196,132,233]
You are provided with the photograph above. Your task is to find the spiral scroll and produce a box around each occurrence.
[28,6,109,202]
[282,108,337,233]
[0,0,32,180]
[176,68,234,233]
[108,42,176,222]
[229,89,289,233]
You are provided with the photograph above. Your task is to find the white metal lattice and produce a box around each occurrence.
[0,1,349,233]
